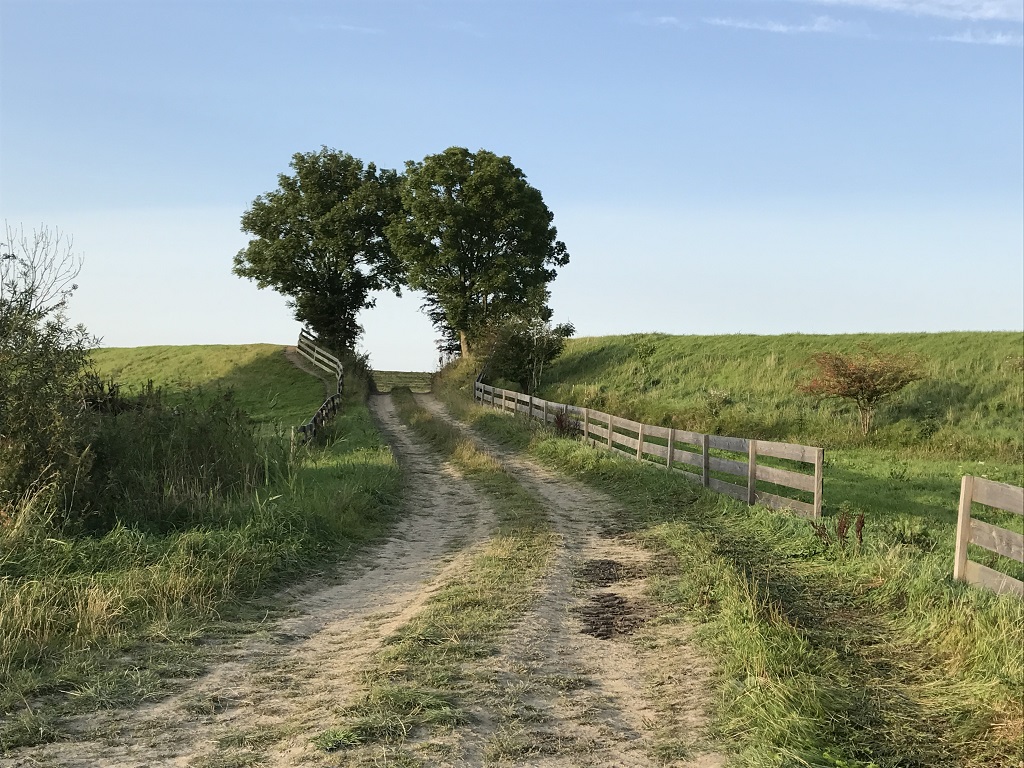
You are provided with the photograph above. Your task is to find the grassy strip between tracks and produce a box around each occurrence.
[437,379,1024,768]
[312,388,554,765]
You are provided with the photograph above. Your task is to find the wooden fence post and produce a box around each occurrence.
[701,434,710,487]
[747,440,758,505]
[607,415,614,448]
[954,475,974,582]
[636,423,645,461]
[813,448,824,520]
[582,408,590,444]
[666,427,675,471]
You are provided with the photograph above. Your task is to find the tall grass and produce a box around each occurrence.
[0,346,401,751]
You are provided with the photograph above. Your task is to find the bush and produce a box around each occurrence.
[0,225,93,517]
[798,345,924,435]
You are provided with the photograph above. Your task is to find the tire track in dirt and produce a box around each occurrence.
[414,394,726,768]
[1,394,499,768]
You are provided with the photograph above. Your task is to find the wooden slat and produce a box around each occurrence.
[754,440,819,463]
[708,456,747,477]
[643,443,669,460]
[709,478,747,501]
[612,434,640,451]
[587,410,611,424]
[955,475,975,581]
[970,519,1024,562]
[972,477,1024,516]
[964,560,1024,598]
[754,491,817,518]
[756,464,817,492]
[672,449,703,469]
[587,424,609,441]
[612,416,644,433]
[643,424,671,439]
[673,429,704,447]
[707,435,748,453]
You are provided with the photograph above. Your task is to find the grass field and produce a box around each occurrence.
[437,354,1024,767]
[1,345,401,751]
[371,369,433,393]
[526,332,1024,578]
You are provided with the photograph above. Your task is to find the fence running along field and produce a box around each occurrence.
[294,328,344,443]
[474,382,824,519]
[954,476,1024,597]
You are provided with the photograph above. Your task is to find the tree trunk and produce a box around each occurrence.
[459,330,470,358]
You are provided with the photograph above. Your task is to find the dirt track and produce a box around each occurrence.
[1,393,722,767]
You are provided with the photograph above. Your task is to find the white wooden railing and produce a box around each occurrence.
[474,382,824,519]
[293,328,344,443]
[954,476,1024,597]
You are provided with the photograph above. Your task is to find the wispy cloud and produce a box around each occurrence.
[630,13,688,28]
[934,28,1024,44]
[703,15,849,34]
[795,1,1022,22]
[291,18,383,34]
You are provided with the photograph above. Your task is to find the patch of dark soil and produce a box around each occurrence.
[579,592,646,639]
[577,558,643,588]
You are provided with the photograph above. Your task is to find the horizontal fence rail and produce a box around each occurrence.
[474,382,823,519]
[293,328,345,444]
[954,476,1024,598]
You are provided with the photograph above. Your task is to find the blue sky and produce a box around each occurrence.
[1,0,1021,370]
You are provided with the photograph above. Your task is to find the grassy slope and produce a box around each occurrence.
[1,345,400,751]
[540,332,1023,460]
[91,344,323,428]
[535,332,1024,572]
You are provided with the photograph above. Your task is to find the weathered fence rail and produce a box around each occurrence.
[954,476,1024,597]
[293,328,344,443]
[474,382,823,519]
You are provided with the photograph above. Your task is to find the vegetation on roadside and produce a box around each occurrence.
[435,372,1024,767]
[1,345,401,752]
[314,388,554,764]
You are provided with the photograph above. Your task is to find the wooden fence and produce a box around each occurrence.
[954,476,1024,597]
[293,328,344,443]
[474,382,823,519]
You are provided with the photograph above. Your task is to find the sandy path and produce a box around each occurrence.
[3,391,724,767]
[414,394,725,768]
[0,394,499,768]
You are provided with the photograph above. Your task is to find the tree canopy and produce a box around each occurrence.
[233,148,403,351]
[387,147,569,357]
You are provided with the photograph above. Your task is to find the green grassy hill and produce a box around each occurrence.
[371,369,433,393]
[530,331,1023,560]
[90,344,325,428]
[539,332,1023,463]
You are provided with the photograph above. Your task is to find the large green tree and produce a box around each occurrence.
[234,148,402,350]
[387,147,569,357]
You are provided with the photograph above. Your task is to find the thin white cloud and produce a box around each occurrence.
[796,1,1022,22]
[703,15,848,33]
[290,18,383,34]
[934,28,1024,44]
[629,13,688,28]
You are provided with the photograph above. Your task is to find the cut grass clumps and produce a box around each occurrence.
[1,346,402,752]
[437,379,1024,767]
[313,388,553,758]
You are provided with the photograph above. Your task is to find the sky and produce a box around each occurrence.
[1,0,1021,371]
